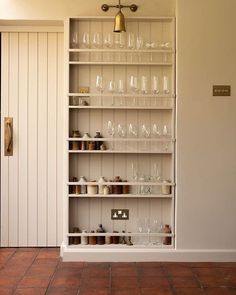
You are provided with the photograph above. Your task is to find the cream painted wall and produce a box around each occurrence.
[0,0,175,20]
[176,0,236,250]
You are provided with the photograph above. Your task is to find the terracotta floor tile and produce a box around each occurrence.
[213,263,236,268]
[170,277,200,288]
[205,287,236,295]
[16,247,40,252]
[79,288,110,295]
[164,266,194,277]
[139,277,170,288]
[58,261,84,269]
[51,275,81,288]
[26,264,57,277]
[138,267,165,277]
[0,252,14,264]
[82,267,109,277]
[0,288,14,295]
[18,275,51,288]
[111,276,138,288]
[0,264,29,276]
[56,267,83,276]
[37,250,60,259]
[47,287,79,294]
[0,276,20,287]
[111,262,136,269]
[174,287,205,295]
[84,262,110,269]
[81,277,110,289]
[112,267,137,277]
[141,288,173,295]
[136,262,163,268]
[14,287,47,295]
[193,267,225,277]
[33,258,59,266]
[198,276,233,288]
[0,248,17,253]
[111,288,141,295]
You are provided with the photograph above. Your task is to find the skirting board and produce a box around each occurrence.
[60,243,236,262]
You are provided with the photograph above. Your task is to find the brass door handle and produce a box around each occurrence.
[4,117,13,156]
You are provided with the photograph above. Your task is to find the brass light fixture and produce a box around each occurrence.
[101,0,138,33]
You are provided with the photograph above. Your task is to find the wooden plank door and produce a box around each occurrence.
[1,30,64,247]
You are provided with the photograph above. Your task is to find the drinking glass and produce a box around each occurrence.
[95,75,103,93]
[117,79,125,106]
[71,32,79,48]
[152,163,161,182]
[92,32,102,48]
[130,76,139,106]
[115,33,125,48]
[108,80,116,94]
[163,76,170,94]
[136,218,144,245]
[152,76,160,94]
[117,124,126,150]
[136,36,144,50]
[107,120,115,150]
[163,125,169,137]
[127,33,135,49]
[81,32,90,48]
[140,76,148,98]
[152,123,161,150]
[131,162,138,182]
[104,33,113,48]
[141,124,150,151]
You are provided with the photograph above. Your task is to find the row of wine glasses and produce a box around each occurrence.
[95,75,170,95]
[107,121,170,138]
[71,31,172,50]
[136,218,163,245]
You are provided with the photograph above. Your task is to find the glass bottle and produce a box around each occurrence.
[94,131,103,150]
[96,224,105,245]
[163,224,172,245]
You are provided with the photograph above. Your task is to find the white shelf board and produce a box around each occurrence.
[68,194,173,198]
[69,105,173,110]
[68,137,174,142]
[67,232,174,237]
[67,244,173,249]
[68,182,175,186]
[68,150,172,154]
[69,48,174,53]
[68,93,174,98]
[69,61,173,66]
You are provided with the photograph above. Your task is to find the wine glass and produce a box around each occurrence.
[128,123,138,151]
[117,124,126,150]
[115,33,125,48]
[141,124,150,151]
[131,162,138,182]
[152,123,161,150]
[163,125,169,137]
[152,76,160,94]
[163,76,170,94]
[81,32,90,48]
[95,75,103,93]
[152,163,161,182]
[140,76,148,106]
[104,33,113,48]
[108,80,116,94]
[107,120,115,150]
[71,32,79,48]
[130,76,139,106]
[92,32,102,48]
[144,218,151,245]
[118,79,125,106]
[136,36,144,50]
[136,218,144,245]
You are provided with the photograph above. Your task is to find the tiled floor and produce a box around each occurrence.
[0,248,236,294]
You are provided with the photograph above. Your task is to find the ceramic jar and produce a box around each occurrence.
[122,180,129,194]
[112,231,119,244]
[78,176,87,194]
[96,224,105,245]
[98,176,106,194]
[162,180,171,195]
[113,176,122,194]
[88,230,97,245]
[103,185,110,195]
[81,230,88,245]
[81,133,90,150]
[71,130,80,150]
[94,131,103,150]
[163,224,172,245]
[87,182,98,195]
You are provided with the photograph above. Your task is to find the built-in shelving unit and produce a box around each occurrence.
[62,16,176,261]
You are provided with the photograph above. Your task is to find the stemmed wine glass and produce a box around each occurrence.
[162,125,169,152]
[82,32,90,48]
[128,123,138,151]
[130,76,139,106]
[107,120,115,150]
[152,123,161,150]
[95,75,103,93]
[117,124,126,150]
[118,79,125,106]
[104,33,113,48]
[141,124,150,151]
[127,33,135,62]
[136,218,144,245]
[163,76,170,94]
[71,32,79,48]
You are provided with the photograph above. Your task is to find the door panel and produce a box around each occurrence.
[1,31,64,247]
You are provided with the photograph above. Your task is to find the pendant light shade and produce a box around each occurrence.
[101,1,138,33]
[114,9,126,32]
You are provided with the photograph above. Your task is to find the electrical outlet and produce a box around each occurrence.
[111,209,129,220]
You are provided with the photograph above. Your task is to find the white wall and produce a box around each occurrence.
[176,0,236,250]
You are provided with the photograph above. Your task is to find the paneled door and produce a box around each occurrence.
[1,28,64,247]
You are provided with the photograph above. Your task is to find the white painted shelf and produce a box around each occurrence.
[69,61,173,66]
[69,48,174,53]
[68,232,174,237]
[68,93,174,98]
[68,194,173,198]
[68,244,173,249]
[69,105,173,110]
[68,137,174,142]
[68,150,172,154]
[68,182,175,186]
